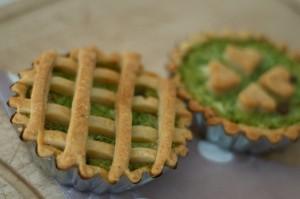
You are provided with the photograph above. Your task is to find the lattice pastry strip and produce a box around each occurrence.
[108,53,141,182]
[56,48,96,176]
[22,51,57,157]
[9,47,192,184]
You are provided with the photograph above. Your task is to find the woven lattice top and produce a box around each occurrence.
[9,47,192,184]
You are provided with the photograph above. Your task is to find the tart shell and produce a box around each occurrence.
[168,31,300,153]
[8,47,193,193]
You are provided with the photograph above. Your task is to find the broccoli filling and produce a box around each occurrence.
[87,158,150,171]
[135,86,158,98]
[87,158,112,171]
[179,38,300,129]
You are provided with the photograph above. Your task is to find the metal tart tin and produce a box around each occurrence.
[193,113,291,154]
[30,142,155,194]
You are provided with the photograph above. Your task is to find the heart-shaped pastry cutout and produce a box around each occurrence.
[259,66,295,99]
[238,83,276,112]
[225,45,262,75]
[208,60,241,94]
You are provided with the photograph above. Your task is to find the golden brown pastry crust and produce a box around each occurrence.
[9,47,192,184]
[225,45,262,75]
[57,48,97,177]
[208,60,241,94]
[109,53,141,183]
[151,79,176,176]
[259,66,295,99]
[238,83,276,113]
[167,31,300,144]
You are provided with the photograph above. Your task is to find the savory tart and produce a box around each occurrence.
[8,47,192,185]
[168,32,300,152]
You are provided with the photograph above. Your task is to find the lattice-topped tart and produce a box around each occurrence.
[168,32,300,152]
[8,47,192,185]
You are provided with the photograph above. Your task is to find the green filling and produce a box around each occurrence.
[132,112,158,128]
[89,134,157,148]
[48,92,73,108]
[128,163,150,171]
[132,142,157,148]
[46,92,158,132]
[53,69,76,81]
[48,91,115,119]
[89,134,115,144]
[144,89,158,98]
[49,66,158,127]
[87,158,150,171]
[87,135,155,171]
[135,87,158,98]
[87,158,112,171]
[93,81,118,92]
[90,103,115,120]
[45,121,68,132]
[179,38,300,128]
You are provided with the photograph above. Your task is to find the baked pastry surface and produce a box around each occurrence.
[9,47,192,184]
[168,32,300,143]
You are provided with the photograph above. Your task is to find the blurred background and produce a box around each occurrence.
[1,0,300,75]
[0,0,300,198]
